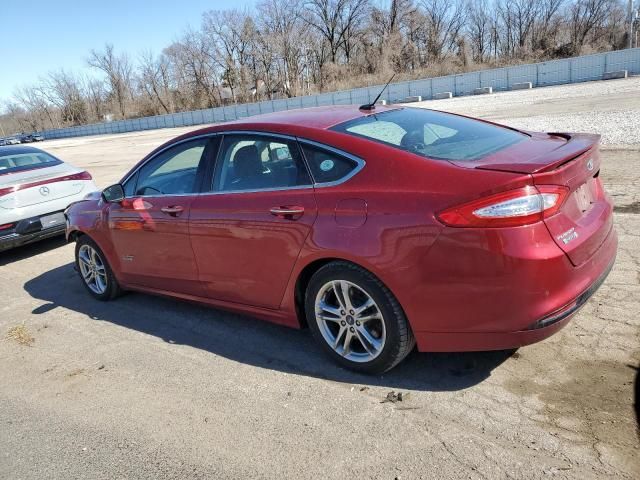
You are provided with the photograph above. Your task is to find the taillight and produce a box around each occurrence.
[0,222,15,231]
[0,187,15,197]
[437,185,569,228]
[0,171,93,197]
[62,171,93,181]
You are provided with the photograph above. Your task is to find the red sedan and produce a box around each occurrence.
[65,105,617,373]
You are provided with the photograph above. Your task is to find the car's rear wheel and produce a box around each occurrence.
[75,236,121,301]
[305,261,415,374]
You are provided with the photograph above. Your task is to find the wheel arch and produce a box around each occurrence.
[293,255,401,329]
[66,228,85,243]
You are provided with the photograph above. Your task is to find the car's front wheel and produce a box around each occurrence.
[75,235,121,301]
[305,261,415,374]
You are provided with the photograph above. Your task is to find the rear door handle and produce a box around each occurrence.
[161,205,185,216]
[270,206,305,218]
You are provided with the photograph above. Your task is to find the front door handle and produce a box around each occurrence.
[270,206,305,218]
[161,205,184,216]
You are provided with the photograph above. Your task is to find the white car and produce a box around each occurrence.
[0,146,98,251]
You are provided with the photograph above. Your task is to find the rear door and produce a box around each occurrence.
[108,137,216,295]
[189,133,317,309]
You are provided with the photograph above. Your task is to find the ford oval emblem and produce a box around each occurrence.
[39,186,51,196]
[586,159,594,171]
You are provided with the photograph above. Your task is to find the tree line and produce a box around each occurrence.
[1,0,633,135]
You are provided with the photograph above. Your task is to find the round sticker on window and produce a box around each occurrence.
[319,159,334,172]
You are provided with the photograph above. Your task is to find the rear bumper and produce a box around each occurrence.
[411,223,617,352]
[414,254,615,351]
[0,211,66,252]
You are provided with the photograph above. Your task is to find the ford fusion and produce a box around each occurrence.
[65,106,616,373]
[0,146,97,251]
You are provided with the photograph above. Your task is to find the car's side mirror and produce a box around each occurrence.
[102,184,125,203]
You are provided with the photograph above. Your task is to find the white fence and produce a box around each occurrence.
[41,48,640,140]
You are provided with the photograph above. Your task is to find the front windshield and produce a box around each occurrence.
[331,108,526,161]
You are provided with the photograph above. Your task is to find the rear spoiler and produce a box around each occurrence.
[463,132,601,175]
[530,133,600,173]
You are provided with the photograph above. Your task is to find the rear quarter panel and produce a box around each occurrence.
[275,129,535,331]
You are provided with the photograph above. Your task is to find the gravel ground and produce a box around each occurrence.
[1,78,639,479]
[413,76,640,147]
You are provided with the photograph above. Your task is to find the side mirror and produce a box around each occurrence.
[102,184,125,203]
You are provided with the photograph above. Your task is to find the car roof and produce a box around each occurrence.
[0,145,45,156]
[145,105,407,162]
[219,104,402,130]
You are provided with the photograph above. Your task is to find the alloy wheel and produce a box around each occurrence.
[78,244,108,295]
[314,280,386,363]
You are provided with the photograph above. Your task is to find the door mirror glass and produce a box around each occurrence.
[102,184,125,203]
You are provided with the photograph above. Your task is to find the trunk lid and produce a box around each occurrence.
[466,132,612,266]
[532,137,613,266]
[0,164,86,209]
[452,132,598,174]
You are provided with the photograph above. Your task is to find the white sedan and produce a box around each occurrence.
[0,146,98,252]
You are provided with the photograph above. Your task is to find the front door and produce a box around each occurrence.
[108,137,214,295]
[190,133,318,309]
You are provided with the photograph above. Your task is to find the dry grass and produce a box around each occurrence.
[6,324,34,346]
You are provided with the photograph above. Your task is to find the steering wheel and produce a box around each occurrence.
[400,130,426,153]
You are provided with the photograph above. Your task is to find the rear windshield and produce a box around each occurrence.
[0,151,61,174]
[331,108,526,161]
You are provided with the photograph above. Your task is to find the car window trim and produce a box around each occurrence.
[209,132,314,194]
[207,130,366,188]
[121,134,218,199]
[296,138,366,188]
[119,130,366,199]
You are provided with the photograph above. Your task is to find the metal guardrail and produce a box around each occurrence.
[40,48,640,140]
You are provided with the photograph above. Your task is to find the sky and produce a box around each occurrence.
[0,0,257,103]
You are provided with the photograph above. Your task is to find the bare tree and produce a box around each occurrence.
[304,0,371,63]
[3,0,632,133]
[165,29,222,109]
[88,44,133,118]
[202,9,258,103]
[258,0,310,97]
[41,70,88,125]
[13,86,58,130]
[138,51,173,115]
[466,0,492,62]
[531,0,565,51]
[85,77,107,121]
[568,0,614,53]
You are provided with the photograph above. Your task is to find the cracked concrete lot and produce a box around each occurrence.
[1,78,639,479]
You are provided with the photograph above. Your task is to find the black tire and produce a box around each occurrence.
[74,235,122,301]
[305,261,415,374]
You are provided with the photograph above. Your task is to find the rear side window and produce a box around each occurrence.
[301,144,359,184]
[0,151,61,174]
[213,134,311,192]
[331,108,525,161]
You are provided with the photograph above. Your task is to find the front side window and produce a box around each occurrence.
[331,108,526,161]
[213,135,311,192]
[134,139,208,196]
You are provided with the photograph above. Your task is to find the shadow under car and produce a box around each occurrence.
[23,262,514,391]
